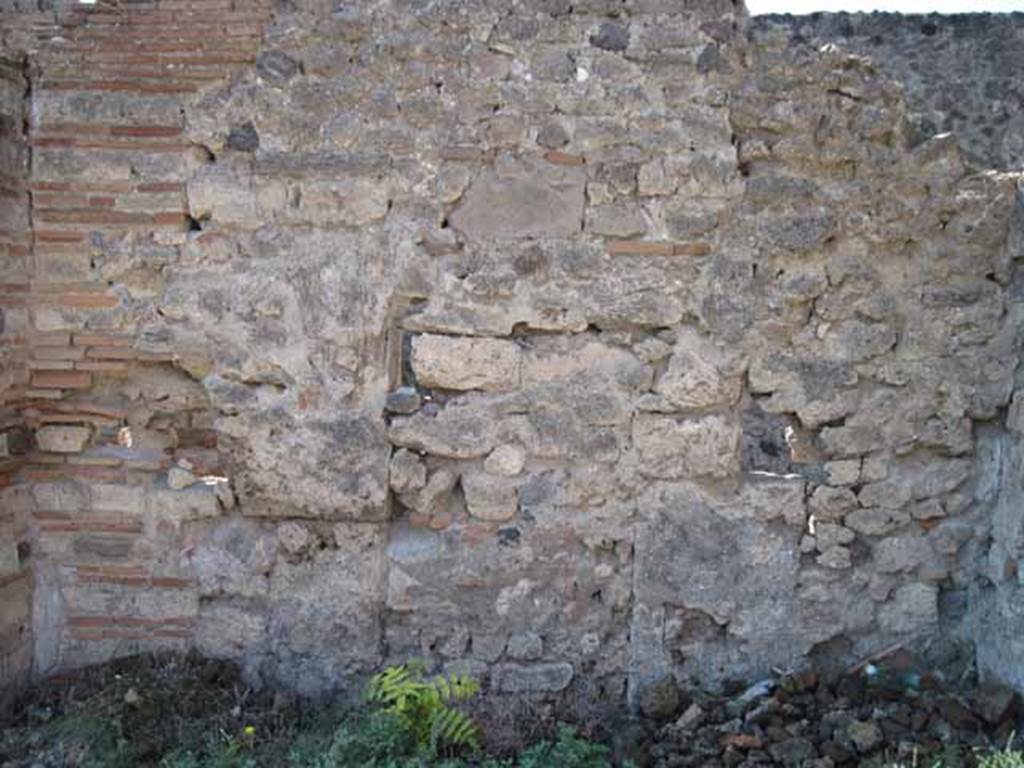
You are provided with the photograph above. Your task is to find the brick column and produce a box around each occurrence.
[1,0,271,680]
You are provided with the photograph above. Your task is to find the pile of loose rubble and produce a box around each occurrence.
[643,651,1020,767]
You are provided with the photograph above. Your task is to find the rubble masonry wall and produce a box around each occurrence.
[0,0,1022,712]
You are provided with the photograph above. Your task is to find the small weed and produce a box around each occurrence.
[366,662,481,758]
[516,724,616,768]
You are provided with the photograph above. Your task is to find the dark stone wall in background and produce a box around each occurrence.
[751,13,1024,171]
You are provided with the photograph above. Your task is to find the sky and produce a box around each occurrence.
[747,0,1024,13]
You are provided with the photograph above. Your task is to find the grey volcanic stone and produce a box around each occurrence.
[493,663,574,693]
[226,122,259,152]
[256,50,300,85]
[385,387,421,415]
[750,13,1024,170]
[590,21,629,51]
[536,122,570,149]
[639,675,681,720]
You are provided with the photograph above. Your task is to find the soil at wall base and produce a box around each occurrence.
[0,651,1021,767]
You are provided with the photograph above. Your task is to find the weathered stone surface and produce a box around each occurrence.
[449,158,585,240]
[288,177,391,227]
[484,444,526,477]
[0,542,19,579]
[493,662,574,693]
[462,472,518,522]
[152,486,221,522]
[845,507,911,537]
[847,720,883,753]
[389,449,426,494]
[813,523,855,551]
[167,467,197,490]
[586,204,647,238]
[825,460,861,486]
[873,536,934,574]
[808,486,858,523]
[226,122,259,152]
[878,583,939,634]
[655,331,743,411]
[639,675,681,720]
[256,50,300,85]
[506,632,543,661]
[411,335,522,391]
[218,413,390,522]
[385,387,421,415]
[737,478,807,528]
[590,21,630,51]
[190,518,278,598]
[643,482,874,688]
[34,425,90,454]
[817,546,852,570]
[536,122,570,150]
[752,14,1024,171]
[277,522,311,555]
[388,402,497,459]
[186,164,261,228]
[404,468,458,517]
[196,602,268,662]
[633,414,740,480]
[266,530,386,696]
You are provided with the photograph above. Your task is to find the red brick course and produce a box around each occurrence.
[1,0,272,672]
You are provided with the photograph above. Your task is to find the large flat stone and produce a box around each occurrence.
[462,471,518,521]
[633,413,740,479]
[388,401,498,459]
[449,157,585,240]
[411,334,522,391]
[492,662,575,693]
[877,583,938,634]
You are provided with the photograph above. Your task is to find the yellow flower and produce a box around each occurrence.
[243,725,256,736]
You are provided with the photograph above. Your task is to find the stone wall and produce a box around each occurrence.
[733,9,1024,700]
[0,0,1022,714]
[750,13,1024,172]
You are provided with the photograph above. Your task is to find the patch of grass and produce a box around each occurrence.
[884,737,1024,768]
[289,709,417,767]
[978,741,1024,768]
[0,652,335,767]
[515,724,617,768]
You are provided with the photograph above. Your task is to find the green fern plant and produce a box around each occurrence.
[365,661,482,757]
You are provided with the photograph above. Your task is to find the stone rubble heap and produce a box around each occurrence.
[645,653,1020,767]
